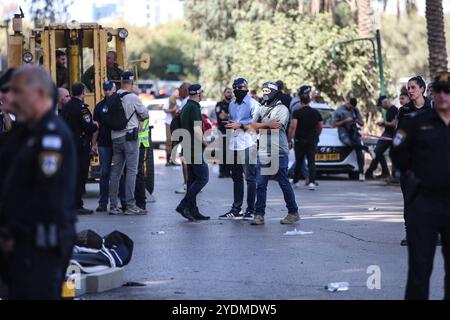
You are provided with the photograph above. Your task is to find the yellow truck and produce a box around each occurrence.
[6,10,154,194]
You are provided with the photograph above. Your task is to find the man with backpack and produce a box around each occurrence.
[92,81,126,213]
[106,72,149,215]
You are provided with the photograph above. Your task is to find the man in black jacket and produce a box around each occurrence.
[61,83,98,215]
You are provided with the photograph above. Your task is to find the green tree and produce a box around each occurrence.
[25,0,73,27]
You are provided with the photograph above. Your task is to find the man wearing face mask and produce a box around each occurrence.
[246,82,299,226]
[219,78,260,220]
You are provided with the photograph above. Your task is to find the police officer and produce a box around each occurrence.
[61,83,98,215]
[397,76,433,246]
[135,118,150,211]
[215,87,232,178]
[391,72,450,300]
[0,65,76,300]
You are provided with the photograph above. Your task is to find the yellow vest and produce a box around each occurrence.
[139,119,150,148]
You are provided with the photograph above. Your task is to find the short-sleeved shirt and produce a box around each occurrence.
[382,105,399,138]
[93,99,112,147]
[332,105,363,140]
[292,106,323,142]
[163,98,181,125]
[253,100,290,159]
[180,99,203,162]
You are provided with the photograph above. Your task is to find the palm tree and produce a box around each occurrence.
[356,0,372,36]
[425,0,448,77]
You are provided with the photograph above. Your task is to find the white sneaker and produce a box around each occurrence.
[290,180,300,188]
[175,184,187,194]
[308,182,317,191]
[125,205,147,215]
[359,173,366,181]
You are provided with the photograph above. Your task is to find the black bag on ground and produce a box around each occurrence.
[76,229,103,250]
[103,92,132,131]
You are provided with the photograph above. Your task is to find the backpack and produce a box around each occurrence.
[102,92,133,131]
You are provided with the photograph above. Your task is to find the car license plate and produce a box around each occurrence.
[316,153,340,161]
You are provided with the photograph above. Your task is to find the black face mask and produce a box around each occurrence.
[234,90,248,103]
[263,90,279,105]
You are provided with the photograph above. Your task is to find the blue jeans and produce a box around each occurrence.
[179,161,209,214]
[98,146,125,207]
[231,149,256,214]
[255,155,298,217]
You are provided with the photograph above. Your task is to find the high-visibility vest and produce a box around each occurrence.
[139,119,150,148]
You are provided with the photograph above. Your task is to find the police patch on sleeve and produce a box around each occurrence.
[39,151,62,177]
[216,106,221,113]
[393,130,406,147]
[84,115,91,123]
[42,135,62,150]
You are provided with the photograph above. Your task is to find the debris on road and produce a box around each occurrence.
[368,207,379,211]
[325,282,349,292]
[284,229,313,236]
[151,231,166,235]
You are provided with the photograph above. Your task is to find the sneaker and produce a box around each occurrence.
[109,206,123,215]
[308,182,317,191]
[280,213,301,224]
[219,211,243,220]
[96,205,107,212]
[77,207,94,215]
[125,205,147,215]
[175,185,187,194]
[243,212,254,221]
[251,215,265,225]
[359,173,366,182]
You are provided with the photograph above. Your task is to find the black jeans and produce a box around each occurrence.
[135,145,147,209]
[293,140,318,183]
[76,145,91,209]
[179,161,209,214]
[230,149,256,214]
[366,139,391,176]
[405,192,450,300]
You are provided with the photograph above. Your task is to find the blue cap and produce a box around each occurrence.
[121,71,135,81]
[188,84,203,95]
[103,80,115,91]
[232,78,248,89]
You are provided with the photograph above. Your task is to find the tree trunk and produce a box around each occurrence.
[356,0,372,36]
[426,0,448,77]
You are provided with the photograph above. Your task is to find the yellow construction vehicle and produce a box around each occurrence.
[6,10,154,195]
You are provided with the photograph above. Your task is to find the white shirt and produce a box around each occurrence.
[179,97,189,111]
[163,99,181,125]
[228,95,260,151]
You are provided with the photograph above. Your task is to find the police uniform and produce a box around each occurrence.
[0,110,77,299]
[135,119,150,210]
[215,99,231,177]
[391,91,450,300]
[61,97,97,211]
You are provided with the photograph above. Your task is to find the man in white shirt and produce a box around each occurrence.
[163,90,180,166]
[109,72,149,215]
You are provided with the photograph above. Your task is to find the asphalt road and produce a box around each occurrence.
[77,150,446,300]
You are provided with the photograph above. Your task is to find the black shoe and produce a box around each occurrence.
[176,206,195,221]
[77,207,94,215]
[193,212,210,220]
[121,205,127,213]
[96,205,107,212]
[365,172,374,180]
[400,238,408,246]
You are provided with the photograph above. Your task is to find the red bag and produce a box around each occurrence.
[202,114,212,132]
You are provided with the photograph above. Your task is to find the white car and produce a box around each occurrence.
[146,98,168,148]
[289,103,360,180]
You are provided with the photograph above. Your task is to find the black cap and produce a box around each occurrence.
[0,68,15,89]
[298,85,312,96]
[188,84,203,95]
[434,72,450,92]
[349,97,358,107]
[121,71,135,81]
[232,78,248,89]
[377,95,388,106]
